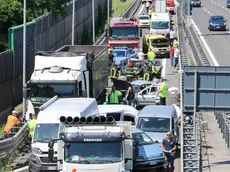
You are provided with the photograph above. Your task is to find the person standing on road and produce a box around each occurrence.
[162,131,177,172]
[170,44,174,67]
[27,114,37,138]
[3,110,21,138]
[145,1,150,13]
[159,78,168,105]
[137,49,146,60]
[169,28,175,45]
[108,86,122,104]
[108,50,114,67]
[126,87,135,107]
[173,45,179,69]
[147,48,156,63]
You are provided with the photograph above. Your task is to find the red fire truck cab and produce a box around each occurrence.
[107,17,141,51]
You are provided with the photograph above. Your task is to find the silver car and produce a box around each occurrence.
[131,80,160,107]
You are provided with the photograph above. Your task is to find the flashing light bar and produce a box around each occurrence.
[59,116,116,124]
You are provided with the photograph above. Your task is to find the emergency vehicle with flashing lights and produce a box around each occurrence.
[150,12,171,37]
[152,0,175,13]
[107,17,141,52]
[48,116,134,172]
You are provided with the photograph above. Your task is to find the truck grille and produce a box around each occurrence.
[40,157,57,163]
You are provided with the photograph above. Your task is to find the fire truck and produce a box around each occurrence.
[107,17,141,51]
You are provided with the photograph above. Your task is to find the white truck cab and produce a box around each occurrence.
[28,96,99,172]
[98,104,138,125]
[48,117,133,172]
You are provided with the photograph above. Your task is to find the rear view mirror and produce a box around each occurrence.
[48,141,54,148]
[225,19,227,22]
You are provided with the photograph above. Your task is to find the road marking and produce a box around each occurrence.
[161,58,167,78]
[202,7,212,15]
[13,166,28,172]
[190,19,219,66]
[138,4,145,15]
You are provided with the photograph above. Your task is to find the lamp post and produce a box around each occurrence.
[107,0,110,24]
[22,0,27,115]
[92,0,95,43]
[72,0,76,45]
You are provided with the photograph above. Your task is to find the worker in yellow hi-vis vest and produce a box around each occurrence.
[158,78,168,105]
[148,8,153,18]
[27,114,37,138]
[108,63,118,80]
[147,48,156,63]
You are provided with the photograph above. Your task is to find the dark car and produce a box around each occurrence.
[208,15,227,31]
[227,0,230,8]
[191,0,201,7]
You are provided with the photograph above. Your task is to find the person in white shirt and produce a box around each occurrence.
[145,2,150,13]
[169,28,175,45]
[173,45,179,69]
[137,49,146,60]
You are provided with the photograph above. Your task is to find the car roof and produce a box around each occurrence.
[131,80,153,86]
[131,127,143,134]
[139,105,175,118]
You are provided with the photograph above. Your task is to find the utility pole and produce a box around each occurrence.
[72,0,76,45]
[23,0,27,115]
[92,0,95,43]
[107,0,110,24]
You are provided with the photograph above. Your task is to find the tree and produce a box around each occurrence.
[0,0,69,51]
[0,0,23,35]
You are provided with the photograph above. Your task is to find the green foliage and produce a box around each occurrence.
[0,0,23,35]
[0,0,69,52]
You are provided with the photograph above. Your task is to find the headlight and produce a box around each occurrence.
[224,23,226,25]
[32,148,43,155]
[191,1,194,3]
[153,48,158,52]
[210,23,214,26]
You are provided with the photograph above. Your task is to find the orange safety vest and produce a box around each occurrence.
[4,115,20,133]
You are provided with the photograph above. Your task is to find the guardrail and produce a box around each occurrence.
[94,0,142,46]
[0,0,142,170]
[215,113,230,148]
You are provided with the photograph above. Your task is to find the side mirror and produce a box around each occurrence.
[225,19,227,22]
[132,146,139,159]
[139,29,142,37]
[125,158,133,163]
[48,140,54,148]
[48,147,54,161]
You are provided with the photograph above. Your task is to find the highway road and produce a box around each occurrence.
[14,4,182,172]
[192,0,230,66]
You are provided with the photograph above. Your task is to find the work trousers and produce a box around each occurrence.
[160,97,166,105]
[170,54,174,67]
[127,100,135,107]
[173,57,178,68]
[146,7,149,13]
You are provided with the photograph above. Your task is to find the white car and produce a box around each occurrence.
[137,14,150,28]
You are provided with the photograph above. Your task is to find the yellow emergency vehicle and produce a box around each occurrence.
[142,34,170,58]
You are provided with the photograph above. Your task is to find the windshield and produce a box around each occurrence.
[133,132,154,146]
[31,84,76,98]
[211,16,224,22]
[34,124,59,142]
[139,16,149,20]
[109,27,139,39]
[64,142,122,164]
[112,50,126,57]
[137,117,170,132]
[152,21,169,29]
[151,39,169,47]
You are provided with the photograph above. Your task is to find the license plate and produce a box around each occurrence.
[47,166,57,170]
[150,161,157,165]
[161,52,165,54]
[216,26,220,28]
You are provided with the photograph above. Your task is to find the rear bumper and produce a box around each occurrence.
[134,159,164,170]
[191,3,201,6]
[138,24,150,28]
[209,25,226,30]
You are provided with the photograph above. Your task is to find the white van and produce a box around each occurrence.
[98,104,138,125]
[150,12,171,36]
[28,96,99,172]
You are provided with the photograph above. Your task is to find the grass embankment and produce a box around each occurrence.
[189,56,197,66]
[0,124,4,137]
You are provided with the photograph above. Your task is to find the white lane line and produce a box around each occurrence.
[202,7,212,15]
[138,4,145,15]
[191,19,219,66]
[161,58,167,78]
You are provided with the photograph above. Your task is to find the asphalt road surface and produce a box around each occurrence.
[192,0,230,66]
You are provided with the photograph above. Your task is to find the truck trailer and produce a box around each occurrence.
[27,45,108,110]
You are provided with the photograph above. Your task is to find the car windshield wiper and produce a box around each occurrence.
[71,160,91,164]
[95,160,115,163]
